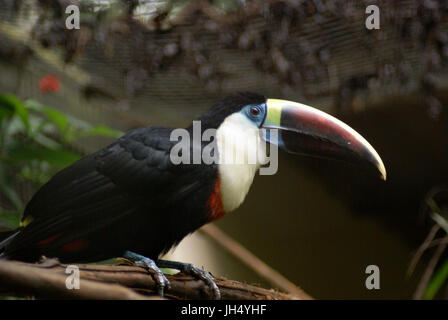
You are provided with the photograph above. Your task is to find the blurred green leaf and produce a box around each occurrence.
[32,132,62,149]
[23,99,45,112]
[0,93,120,230]
[42,108,68,135]
[24,99,122,141]
[0,93,29,133]
[0,163,23,211]
[4,116,26,137]
[0,99,14,121]
[65,125,123,143]
[24,100,68,138]
[18,162,52,187]
[7,143,81,167]
[423,258,448,299]
[85,125,123,139]
[0,208,21,228]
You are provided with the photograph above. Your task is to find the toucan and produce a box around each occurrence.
[0,92,386,299]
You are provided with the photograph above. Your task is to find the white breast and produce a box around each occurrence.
[216,113,266,212]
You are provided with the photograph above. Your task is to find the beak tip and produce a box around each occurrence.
[377,160,387,181]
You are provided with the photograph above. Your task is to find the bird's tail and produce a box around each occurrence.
[0,229,20,260]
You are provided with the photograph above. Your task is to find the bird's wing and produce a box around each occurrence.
[8,126,214,260]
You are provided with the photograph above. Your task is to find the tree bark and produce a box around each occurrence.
[0,259,309,300]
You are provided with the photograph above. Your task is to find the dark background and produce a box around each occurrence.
[0,0,447,299]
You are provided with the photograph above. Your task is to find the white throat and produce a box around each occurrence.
[216,113,266,212]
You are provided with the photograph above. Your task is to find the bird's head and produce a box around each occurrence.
[198,92,386,180]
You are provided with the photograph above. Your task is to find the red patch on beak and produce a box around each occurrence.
[207,178,225,222]
[39,75,60,93]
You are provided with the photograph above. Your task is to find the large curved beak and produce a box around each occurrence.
[262,99,386,180]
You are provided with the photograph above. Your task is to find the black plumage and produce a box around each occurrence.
[197,92,266,130]
[0,92,265,263]
[3,126,217,262]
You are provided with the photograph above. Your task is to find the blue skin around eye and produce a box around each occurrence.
[241,103,286,149]
[241,103,267,127]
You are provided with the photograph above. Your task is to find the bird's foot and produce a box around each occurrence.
[157,259,221,300]
[123,251,170,296]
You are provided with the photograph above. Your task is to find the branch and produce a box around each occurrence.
[0,259,303,300]
[0,259,153,300]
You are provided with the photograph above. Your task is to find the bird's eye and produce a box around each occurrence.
[249,106,260,116]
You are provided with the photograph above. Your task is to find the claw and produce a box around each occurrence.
[123,251,171,296]
[123,252,220,299]
[157,259,221,300]
[183,263,221,300]
[135,257,171,296]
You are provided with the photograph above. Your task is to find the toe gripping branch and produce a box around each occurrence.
[123,251,170,296]
[157,259,221,299]
[123,251,221,299]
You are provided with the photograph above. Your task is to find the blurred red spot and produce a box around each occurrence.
[61,239,89,252]
[39,75,60,93]
[36,233,62,247]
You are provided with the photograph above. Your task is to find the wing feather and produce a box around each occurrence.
[6,127,214,261]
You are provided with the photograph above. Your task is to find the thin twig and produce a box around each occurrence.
[426,237,448,249]
[431,212,448,234]
[413,239,448,300]
[407,224,440,277]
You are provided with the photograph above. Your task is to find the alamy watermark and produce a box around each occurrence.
[65,5,80,30]
[365,265,380,290]
[65,4,381,31]
[169,121,279,175]
[365,5,380,30]
[65,265,80,290]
